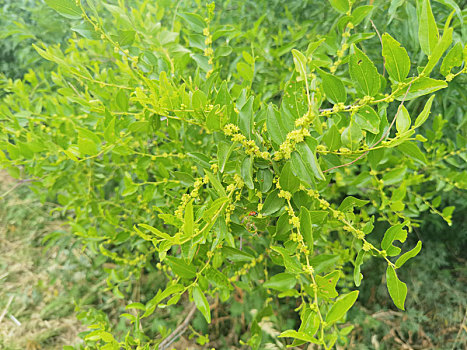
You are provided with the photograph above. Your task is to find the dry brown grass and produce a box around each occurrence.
[0,170,86,349]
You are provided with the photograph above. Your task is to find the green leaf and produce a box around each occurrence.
[327,0,350,14]
[116,89,128,112]
[138,224,175,242]
[45,0,81,19]
[414,94,436,127]
[326,291,359,325]
[381,224,407,256]
[205,171,227,197]
[279,162,300,193]
[263,272,297,291]
[341,120,362,150]
[318,69,347,104]
[395,106,411,134]
[440,42,463,76]
[338,196,369,212]
[261,189,284,216]
[271,246,303,274]
[192,286,211,323]
[395,78,447,101]
[278,330,320,344]
[316,270,340,298]
[386,266,407,310]
[217,141,234,173]
[166,257,197,279]
[395,241,422,268]
[323,124,342,151]
[382,33,411,82]
[241,156,254,190]
[143,284,184,317]
[418,0,439,56]
[236,61,254,83]
[291,49,308,81]
[202,197,229,222]
[258,169,273,193]
[397,141,427,164]
[221,246,255,262]
[294,140,325,181]
[423,27,453,76]
[354,249,366,287]
[349,46,381,97]
[267,104,287,144]
[183,200,194,237]
[299,207,313,251]
[178,13,206,33]
[355,105,380,134]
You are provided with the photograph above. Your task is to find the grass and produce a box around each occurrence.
[0,170,95,349]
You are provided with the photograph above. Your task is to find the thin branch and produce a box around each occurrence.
[158,304,197,350]
[323,79,413,173]
[0,179,35,199]
[0,295,14,324]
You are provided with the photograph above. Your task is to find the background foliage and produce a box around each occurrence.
[0,0,466,349]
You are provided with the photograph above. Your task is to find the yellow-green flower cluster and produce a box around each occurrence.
[223,124,270,159]
[274,128,310,161]
[228,254,264,282]
[175,176,208,219]
[203,27,214,77]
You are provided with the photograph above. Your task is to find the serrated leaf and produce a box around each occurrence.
[326,291,359,324]
[267,104,287,144]
[294,140,325,181]
[202,197,229,222]
[192,286,211,323]
[143,284,185,317]
[418,0,439,56]
[395,241,422,268]
[386,266,407,310]
[138,224,174,242]
[382,33,411,82]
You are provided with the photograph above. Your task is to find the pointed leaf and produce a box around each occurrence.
[418,0,439,56]
[326,291,359,324]
[349,46,381,96]
[414,94,436,127]
[396,106,411,134]
[193,286,211,323]
[395,241,422,268]
[386,266,407,310]
[382,33,411,82]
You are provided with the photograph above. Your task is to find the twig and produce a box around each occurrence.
[158,304,197,350]
[370,19,386,77]
[451,308,467,349]
[0,179,35,199]
[323,78,413,173]
[0,295,14,324]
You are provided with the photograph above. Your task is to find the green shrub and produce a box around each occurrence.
[0,0,465,348]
